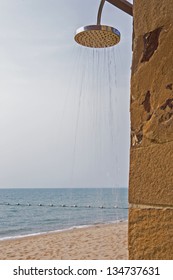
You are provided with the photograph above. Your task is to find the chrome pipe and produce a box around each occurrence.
[97,0,106,25]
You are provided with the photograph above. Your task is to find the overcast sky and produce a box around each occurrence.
[0,0,133,188]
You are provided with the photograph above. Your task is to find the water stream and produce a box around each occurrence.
[59,46,121,188]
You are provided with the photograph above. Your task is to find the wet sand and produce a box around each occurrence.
[0,221,128,260]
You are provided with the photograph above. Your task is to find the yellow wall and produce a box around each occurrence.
[129,0,173,259]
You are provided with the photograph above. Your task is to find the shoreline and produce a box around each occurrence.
[0,219,127,241]
[0,221,128,260]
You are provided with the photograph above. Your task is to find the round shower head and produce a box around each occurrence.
[74,25,120,48]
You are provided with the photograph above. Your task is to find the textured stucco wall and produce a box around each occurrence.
[129,0,173,259]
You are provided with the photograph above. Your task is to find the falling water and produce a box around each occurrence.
[59,46,123,192]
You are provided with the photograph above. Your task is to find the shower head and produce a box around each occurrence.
[74,24,120,48]
[74,0,120,48]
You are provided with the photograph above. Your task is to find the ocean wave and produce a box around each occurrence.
[0,219,127,241]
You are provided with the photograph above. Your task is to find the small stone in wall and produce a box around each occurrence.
[141,27,162,62]
[131,131,143,147]
[142,91,151,113]
[160,98,173,110]
[166,83,173,90]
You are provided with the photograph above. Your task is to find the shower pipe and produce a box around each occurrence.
[97,0,133,24]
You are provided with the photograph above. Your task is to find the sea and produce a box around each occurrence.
[0,188,128,240]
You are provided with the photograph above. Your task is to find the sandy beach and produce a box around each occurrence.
[0,221,128,260]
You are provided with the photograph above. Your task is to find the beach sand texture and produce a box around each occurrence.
[0,222,128,260]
